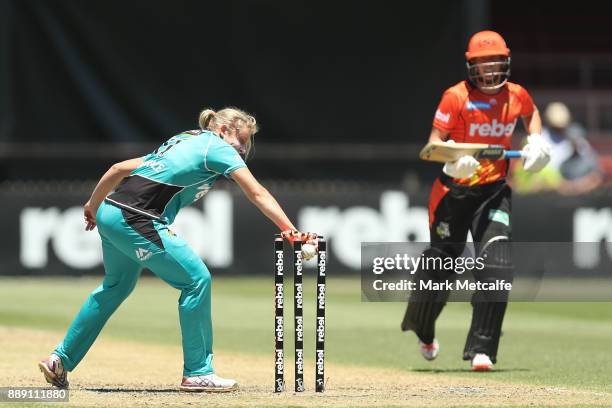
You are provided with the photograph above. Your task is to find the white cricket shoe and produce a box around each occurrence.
[418,338,439,361]
[471,353,493,371]
[38,354,69,388]
[180,374,238,392]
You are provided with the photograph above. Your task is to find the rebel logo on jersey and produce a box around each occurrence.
[431,82,536,185]
[468,119,516,137]
[435,109,451,124]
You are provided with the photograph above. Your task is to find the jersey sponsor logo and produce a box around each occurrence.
[435,109,450,123]
[193,184,211,202]
[436,221,451,239]
[488,209,510,226]
[153,135,183,156]
[468,119,516,137]
[466,101,492,110]
[142,160,166,172]
[135,248,153,261]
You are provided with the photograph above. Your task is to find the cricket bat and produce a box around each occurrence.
[419,141,523,163]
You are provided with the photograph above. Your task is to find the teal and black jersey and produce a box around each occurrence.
[106,130,246,224]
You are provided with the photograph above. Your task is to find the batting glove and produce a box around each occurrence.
[443,155,480,179]
[521,134,551,173]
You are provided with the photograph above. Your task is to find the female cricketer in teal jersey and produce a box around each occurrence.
[38,107,317,393]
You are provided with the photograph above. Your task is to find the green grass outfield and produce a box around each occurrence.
[1,275,611,393]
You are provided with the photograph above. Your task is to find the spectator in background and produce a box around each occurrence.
[512,101,602,195]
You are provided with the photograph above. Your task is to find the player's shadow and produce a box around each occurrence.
[412,368,530,373]
[85,388,177,393]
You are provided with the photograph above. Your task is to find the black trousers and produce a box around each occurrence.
[429,175,511,255]
[402,175,512,363]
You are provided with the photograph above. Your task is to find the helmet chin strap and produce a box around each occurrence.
[477,78,509,91]
[466,58,511,92]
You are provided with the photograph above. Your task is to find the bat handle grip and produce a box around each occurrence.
[504,150,523,159]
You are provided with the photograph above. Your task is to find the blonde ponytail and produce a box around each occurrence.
[198,109,216,130]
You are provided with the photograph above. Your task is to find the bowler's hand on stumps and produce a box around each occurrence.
[280,229,319,260]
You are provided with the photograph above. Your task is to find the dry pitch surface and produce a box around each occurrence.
[1,327,611,407]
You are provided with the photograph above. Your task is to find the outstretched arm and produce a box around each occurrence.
[230,167,296,232]
[84,157,143,230]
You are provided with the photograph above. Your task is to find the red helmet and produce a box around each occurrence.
[466,31,510,60]
[465,31,511,91]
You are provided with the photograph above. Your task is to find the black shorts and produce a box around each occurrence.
[428,175,511,257]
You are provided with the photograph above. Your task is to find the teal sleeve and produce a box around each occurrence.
[128,153,152,176]
[204,139,247,177]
